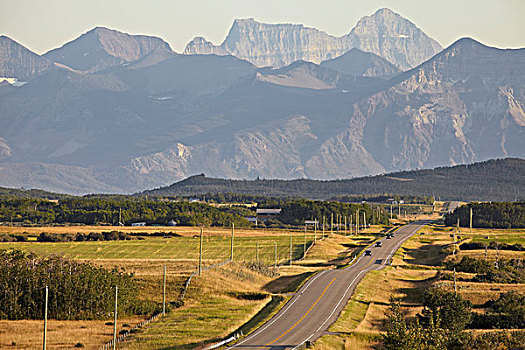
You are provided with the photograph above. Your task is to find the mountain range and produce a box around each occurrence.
[184,9,442,70]
[0,8,524,195]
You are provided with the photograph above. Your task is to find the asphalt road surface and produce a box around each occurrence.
[447,201,462,213]
[228,221,429,350]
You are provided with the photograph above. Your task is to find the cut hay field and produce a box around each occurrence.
[0,225,316,237]
[0,232,317,265]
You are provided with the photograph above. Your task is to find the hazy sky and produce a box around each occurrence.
[1,0,524,54]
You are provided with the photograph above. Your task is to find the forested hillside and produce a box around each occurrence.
[143,159,525,202]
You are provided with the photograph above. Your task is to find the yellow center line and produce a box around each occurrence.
[257,277,337,350]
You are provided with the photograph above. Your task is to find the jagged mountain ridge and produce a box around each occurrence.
[0,20,523,194]
[121,38,525,191]
[184,8,443,70]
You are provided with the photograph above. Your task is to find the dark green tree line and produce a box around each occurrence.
[445,202,525,229]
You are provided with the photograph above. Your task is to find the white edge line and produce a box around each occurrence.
[228,269,329,348]
[237,222,430,348]
[308,222,428,339]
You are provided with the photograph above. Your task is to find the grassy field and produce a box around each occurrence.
[0,224,382,350]
[119,229,377,349]
[0,232,317,265]
[0,316,146,350]
[8,221,521,349]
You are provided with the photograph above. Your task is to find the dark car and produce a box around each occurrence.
[386,234,392,239]
[364,249,372,256]
[375,241,382,247]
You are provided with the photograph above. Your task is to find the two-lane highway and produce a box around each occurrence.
[229,221,429,350]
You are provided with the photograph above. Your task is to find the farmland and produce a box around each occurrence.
[0,224,376,349]
[2,218,523,349]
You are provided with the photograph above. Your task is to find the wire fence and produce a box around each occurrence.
[97,230,325,349]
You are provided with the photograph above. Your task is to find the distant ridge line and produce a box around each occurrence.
[141,158,525,202]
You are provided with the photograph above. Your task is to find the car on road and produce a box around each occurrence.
[386,234,392,239]
[364,249,372,256]
[375,241,382,247]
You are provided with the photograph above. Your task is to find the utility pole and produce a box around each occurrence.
[118,207,122,226]
[289,233,293,265]
[274,241,277,269]
[43,285,48,350]
[356,210,359,234]
[322,215,326,238]
[330,213,333,235]
[113,286,118,350]
[198,227,203,276]
[453,229,456,258]
[454,266,458,295]
[344,216,347,235]
[363,211,366,230]
[303,225,307,258]
[398,202,401,217]
[231,223,235,261]
[390,204,393,220]
[470,208,473,235]
[162,265,166,316]
[314,219,317,244]
[350,214,353,235]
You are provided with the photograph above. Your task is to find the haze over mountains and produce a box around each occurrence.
[0,8,524,195]
[184,9,442,70]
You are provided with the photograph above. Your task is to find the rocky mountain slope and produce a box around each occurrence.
[320,48,400,78]
[183,36,228,56]
[44,27,174,72]
[0,36,54,80]
[356,38,525,172]
[345,8,442,70]
[0,15,523,195]
[184,8,442,70]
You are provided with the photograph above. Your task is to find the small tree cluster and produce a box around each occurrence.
[0,250,157,320]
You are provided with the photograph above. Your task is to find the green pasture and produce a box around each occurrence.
[0,235,318,265]
[469,232,525,245]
